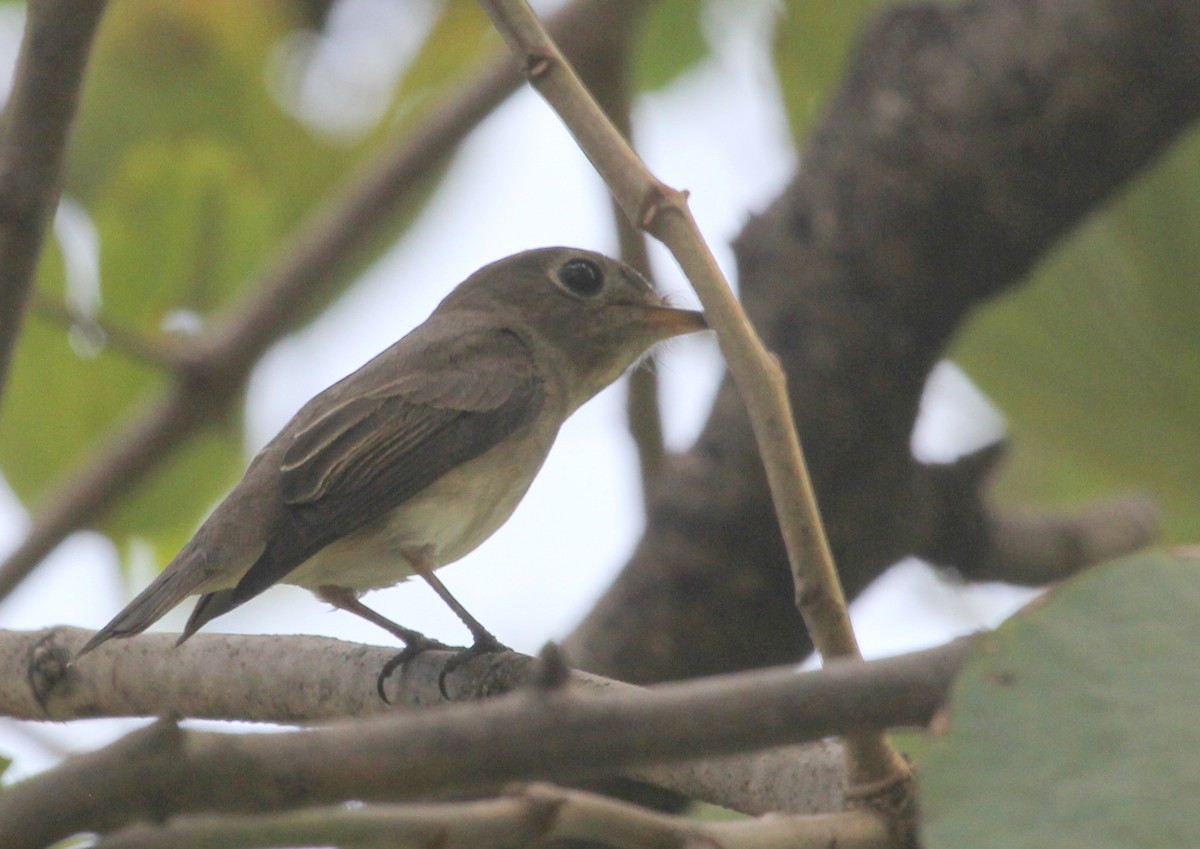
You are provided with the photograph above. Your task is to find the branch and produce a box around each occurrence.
[916,444,1161,584]
[0,627,968,846]
[29,288,180,370]
[0,0,107,411]
[477,0,906,793]
[92,784,891,849]
[971,493,1160,583]
[574,8,669,501]
[0,0,643,603]
[0,626,863,814]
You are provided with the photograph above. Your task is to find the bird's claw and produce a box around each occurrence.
[437,633,510,699]
[376,635,453,703]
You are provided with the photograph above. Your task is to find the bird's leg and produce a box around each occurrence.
[316,585,451,702]
[316,584,449,648]
[412,564,505,650]
[405,548,511,696]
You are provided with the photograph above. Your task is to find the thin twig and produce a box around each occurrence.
[0,0,108,412]
[29,289,183,370]
[0,0,633,603]
[0,636,968,849]
[576,5,668,499]
[92,783,891,849]
[477,0,908,790]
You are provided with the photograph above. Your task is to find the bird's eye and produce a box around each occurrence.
[557,258,604,298]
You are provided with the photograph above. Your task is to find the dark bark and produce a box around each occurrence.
[0,0,107,411]
[567,0,1199,682]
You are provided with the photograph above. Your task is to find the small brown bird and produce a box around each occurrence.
[77,247,707,681]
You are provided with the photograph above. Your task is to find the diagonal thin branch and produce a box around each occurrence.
[0,0,641,603]
[565,0,1197,691]
[0,0,108,413]
[477,0,908,793]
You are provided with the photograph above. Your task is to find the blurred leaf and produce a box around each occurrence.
[890,729,932,765]
[0,137,270,548]
[772,0,889,141]
[0,302,161,507]
[633,0,709,92]
[0,0,461,561]
[393,1,496,107]
[952,128,1200,540]
[96,137,282,324]
[688,801,745,821]
[68,0,351,209]
[921,550,1200,848]
[109,425,242,565]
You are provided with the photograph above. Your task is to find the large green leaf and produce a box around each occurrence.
[771,0,890,141]
[921,550,1200,847]
[953,128,1200,541]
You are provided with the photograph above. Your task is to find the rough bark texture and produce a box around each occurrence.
[567,0,1200,682]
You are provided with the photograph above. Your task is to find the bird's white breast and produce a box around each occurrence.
[284,410,561,592]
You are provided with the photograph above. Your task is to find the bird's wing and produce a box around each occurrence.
[223,326,544,606]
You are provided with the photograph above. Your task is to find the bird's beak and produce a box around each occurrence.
[639,306,708,338]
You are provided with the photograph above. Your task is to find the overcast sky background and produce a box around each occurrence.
[0,0,1036,780]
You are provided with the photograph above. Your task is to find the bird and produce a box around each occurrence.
[75,247,708,687]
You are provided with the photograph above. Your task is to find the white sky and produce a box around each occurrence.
[0,0,1035,780]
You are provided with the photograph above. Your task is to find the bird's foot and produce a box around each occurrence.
[376,634,453,703]
[437,632,510,699]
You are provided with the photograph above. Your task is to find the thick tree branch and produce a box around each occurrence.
[0,625,854,815]
[0,627,968,845]
[567,0,1198,685]
[0,0,107,412]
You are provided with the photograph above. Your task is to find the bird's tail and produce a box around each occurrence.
[73,559,211,660]
[177,589,240,645]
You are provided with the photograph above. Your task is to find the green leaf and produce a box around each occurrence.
[889,729,933,765]
[633,0,709,92]
[0,137,268,550]
[67,0,352,211]
[393,2,497,106]
[96,137,283,324]
[0,303,161,506]
[921,550,1200,848]
[772,0,890,141]
[108,425,243,568]
[1,0,367,560]
[952,127,1200,541]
